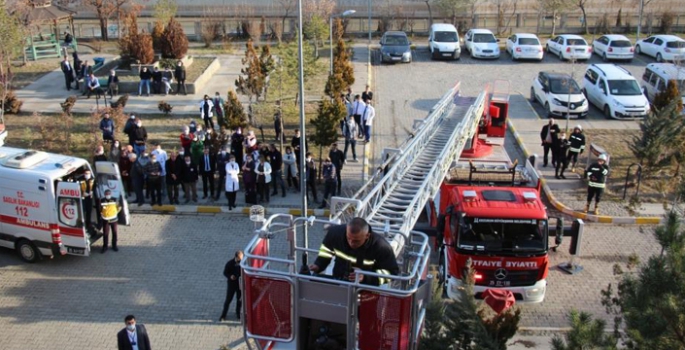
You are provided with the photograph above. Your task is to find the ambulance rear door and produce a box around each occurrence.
[55,181,90,257]
[95,161,130,226]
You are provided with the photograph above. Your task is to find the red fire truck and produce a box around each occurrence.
[432,82,552,303]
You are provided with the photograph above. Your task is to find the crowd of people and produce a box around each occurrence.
[94,84,373,210]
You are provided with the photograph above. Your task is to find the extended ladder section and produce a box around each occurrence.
[330,82,487,254]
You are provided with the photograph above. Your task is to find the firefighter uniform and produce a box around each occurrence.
[313,224,399,286]
[80,178,95,229]
[567,126,586,170]
[585,156,609,214]
[100,197,121,253]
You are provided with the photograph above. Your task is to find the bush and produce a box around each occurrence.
[130,33,155,64]
[60,95,78,115]
[110,94,129,109]
[158,101,173,116]
[152,20,165,51]
[660,12,675,34]
[160,18,189,59]
[3,90,23,114]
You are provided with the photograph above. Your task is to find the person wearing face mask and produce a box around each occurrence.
[242,157,257,205]
[161,66,173,95]
[305,152,318,203]
[130,153,146,206]
[255,155,272,203]
[80,170,96,232]
[200,95,215,130]
[231,127,245,169]
[181,155,199,203]
[99,113,115,143]
[179,126,194,155]
[225,155,240,209]
[283,146,299,192]
[319,157,337,209]
[213,92,225,127]
[119,146,133,196]
[190,135,205,166]
[144,153,163,206]
[151,141,168,200]
[99,189,121,253]
[219,250,244,321]
[195,124,207,143]
[174,60,187,95]
[215,147,231,200]
[138,66,152,97]
[199,147,217,200]
[176,150,187,200]
[117,315,152,350]
[132,119,148,156]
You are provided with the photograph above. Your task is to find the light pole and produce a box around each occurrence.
[368,0,372,44]
[329,10,356,76]
[297,0,308,219]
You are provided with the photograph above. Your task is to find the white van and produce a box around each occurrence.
[582,64,650,119]
[429,23,461,60]
[641,63,685,114]
[0,147,130,262]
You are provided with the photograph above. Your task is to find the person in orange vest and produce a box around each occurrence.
[100,189,121,253]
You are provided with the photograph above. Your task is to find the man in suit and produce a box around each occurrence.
[60,56,75,90]
[117,315,152,350]
[199,147,216,200]
[220,250,243,321]
[181,155,198,203]
[539,118,561,167]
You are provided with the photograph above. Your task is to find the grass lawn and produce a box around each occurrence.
[582,128,679,204]
[9,61,60,89]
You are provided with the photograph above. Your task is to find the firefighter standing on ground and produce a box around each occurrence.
[568,125,586,171]
[309,217,399,286]
[585,154,609,215]
[100,189,121,253]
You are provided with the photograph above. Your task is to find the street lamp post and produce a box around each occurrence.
[329,10,356,76]
[297,0,308,220]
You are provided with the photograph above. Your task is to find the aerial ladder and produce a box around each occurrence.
[240,81,490,350]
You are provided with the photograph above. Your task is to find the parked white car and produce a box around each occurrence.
[505,33,544,61]
[546,34,592,61]
[635,34,685,62]
[641,63,685,115]
[530,71,588,119]
[429,23,461,60]
[464,29,500,59]
[582,64,650,119]
[592,34,634,62]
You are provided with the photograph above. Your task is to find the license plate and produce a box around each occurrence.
[575,49,585,52]
[627,112,643,117]
[391,57,401,61]
[442,53,452,56]
[67,247,86,255]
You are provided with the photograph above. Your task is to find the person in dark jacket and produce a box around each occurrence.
[165,151,180,204]
[123,115,137,146]
[174,61,187,95]
[305,152,318,203]
[231,128,245,168]
[319,158,337,209]
[132,119,148,156]
[107,69,119,97]
[329,143,344,195]
[129,153,145,206]
[567,125,586,171]
[144,153,163,206]
[99,113,115,142]
[119,146,133,196]
[539,118,561,167]
[584,154,610,215]
[151,67,162,94]
[93,145,108,164]
[555,133,570,179]
[242,157,257,202]
[291,129,308,173]
[60,56,75,90]
[138,67,152,96]
[219,250,243,321]
[181,155,198,203]
[268,144,286,197]
[309,218,399,286]
[199,147,216,200]
[117,315,152,350]
[72,52,82,88]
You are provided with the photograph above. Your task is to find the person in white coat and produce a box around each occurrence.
[255,155,272,203]
[224,155,240,210]
[283,146,299,192]
[362,98,375,143]
[200,95,215,130]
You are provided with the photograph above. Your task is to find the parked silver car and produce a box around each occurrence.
[380,31,412,64]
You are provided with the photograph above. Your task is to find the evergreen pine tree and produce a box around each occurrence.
[159,17,189,59]
[259,45,276,101]
[235,39,265,104]
[311,98,345,175]
[550,311,617,350]
[224,90,248,130]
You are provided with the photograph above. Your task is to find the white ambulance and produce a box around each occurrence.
[0,147,130,262]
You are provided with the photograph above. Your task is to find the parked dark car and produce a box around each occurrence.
[380,31,412,64]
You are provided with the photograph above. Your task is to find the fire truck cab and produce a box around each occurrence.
[240,215,432,350]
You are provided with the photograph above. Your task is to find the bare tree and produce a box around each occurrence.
[492,0,519,35]
[536,0,573,36]
[81,0,127,41]
[576,0,590,34]
[0,0,24,125]
[276,0,296,38]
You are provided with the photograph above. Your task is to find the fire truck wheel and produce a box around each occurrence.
[16,239,39,263]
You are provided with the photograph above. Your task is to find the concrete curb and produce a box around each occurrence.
[129,204,330,217]
[506,119,663,225]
